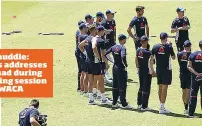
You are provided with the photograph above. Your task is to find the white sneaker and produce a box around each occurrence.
[159,109,171,114]
[137,105,142,110]
[83,93,89,97]
[80,91,84,95]
[105,71,113,80]
[121,104,133,109]
[101,98,112,105]
[88,100,96,105]
[104,78,113,84]
[184,109,189,115]
[141,107,152,111]
[112,104,120,108]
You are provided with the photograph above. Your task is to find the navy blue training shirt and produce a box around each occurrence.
[105,44,127,69]
[152,43,175,69]
[129,16,148,38]
[188,51,202,73]
[177,50,191,74]
[19,108,39,126]
[136,47,152,74]
[75,30,80,47]
[85,35,94,62]
[171,16,190,41]
[101,19,116,43]
[76,34,88,56]
[96,37,106,63]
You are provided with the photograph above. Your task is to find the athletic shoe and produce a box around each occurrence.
[105,71,113,80]
[77,90,81,92]
[112,104,120,108]
[93,93,97,97]
[184,109,189,115]
[83,93,89,97]
[188,115,195,118]
[96,96,101,100]
[141,107,152,111]
[104,78,113,84]
[121,104,133,109]
[137,105,142,110]
[159,109,171,114]
[101,99,112,105]
[88,100,96,105]
[80,91,84,95]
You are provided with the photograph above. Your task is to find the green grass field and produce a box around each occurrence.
[2,1,202,126]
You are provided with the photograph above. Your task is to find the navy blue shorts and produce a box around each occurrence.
[75,53,82,73]
[92,62,106,75]
[156,68,172,85]
[87,62,93,74]
[80,58,88,72]
[180,73,191,89]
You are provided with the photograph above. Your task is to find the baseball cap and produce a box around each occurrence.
[85,14,94,20]
[78,20,84,26]
[176,7,186,12]
[160,32,168,40]
[96,25,105,31]
[199,40,202,46]
[79,23,87,30]
[136,6,145,12]
[106,10,117,15]
[184,40,192,47]
[140,35,149,41]
[96,12,104,17]
[118,34,128,40]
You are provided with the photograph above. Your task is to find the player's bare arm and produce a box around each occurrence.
[145,24,149,37]
[78,40,88,52]
[149,55,156,76]
[101,49,109,69]
[127,26,135,39]
[30,117,41,126]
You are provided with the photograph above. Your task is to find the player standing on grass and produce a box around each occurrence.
[151,32,176,114]
[177,40,192,114]
[136,36,155,111]
[171,7,190,52]
[92,25,111,104]
[79,24,98,104]
[127,6,149,50]
[78,23,89,96]
[187,40,202,118]
[75,20,85,92]
[101,9,117,83]
[105,34,133,109]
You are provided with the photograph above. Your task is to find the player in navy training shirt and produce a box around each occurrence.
[92,25,111,104]
[171,7,190,52]
[18,99,40,126]
[177,40,192,114]
[77,23,88,95]
[95,12,105,26]
[101,9,117,82]
[136,36,155,111]
[187,40,202,117]
[79,24,97,104]
[75,20,85,92]
[105,34,133,109]
[151,32,176,114]
[85,14,95,35]
[127,6,149,50]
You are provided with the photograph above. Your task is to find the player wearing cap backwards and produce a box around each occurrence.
[150,32,176,114]
[77,23,88,96]
[92,25,111,104]
[127,6,149,50]
[187,40,202,118]
[101,9,117,83]
[177,40,192,114]
[136,35,155,111]
[171,7,190,52]
[75,20,85,92]
[105,34,133,109]
[79,24,98,104]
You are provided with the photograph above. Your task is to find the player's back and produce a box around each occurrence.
[190,51,202,73]
[111,44,126,69]
[177,51,191,73]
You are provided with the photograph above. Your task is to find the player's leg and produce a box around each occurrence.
[189,77,199,117]
[135,40,141,50]
[141,74,152,110]
[83,72,89,96]
[104,44,113,83]
[112,67,119,107]
[76,53,81,92]
[87,62,95,104]
[180,73,188,113]
[137,73,143,109]
[80,72,84,94]
[200,82,202,111]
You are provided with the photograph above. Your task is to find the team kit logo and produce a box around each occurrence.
[138,51,143,58]
[114,47,119,55]
[158,46,165,54]
[195,53,202,62]
[181,52,188,62]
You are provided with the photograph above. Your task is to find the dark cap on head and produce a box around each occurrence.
[79,23,87,30]
[78,20,84,26]
[160,32,168,40]
[106,10,116,15]
[96,12,104,17]
[176,7,186,12]
[96,25,105,31]
[136,6,145,12]
[140,35,149,42]
[199,40,202,47]
[85,14,94,20]
[118,34,128,40]
[184,40,192,47]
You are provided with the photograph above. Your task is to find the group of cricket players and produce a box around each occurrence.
[75,6,202,118]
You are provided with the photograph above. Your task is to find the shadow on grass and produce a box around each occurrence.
[127,79,138,84]
[104,87,113,92]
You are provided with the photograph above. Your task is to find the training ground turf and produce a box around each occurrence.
[1,1,202,126]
